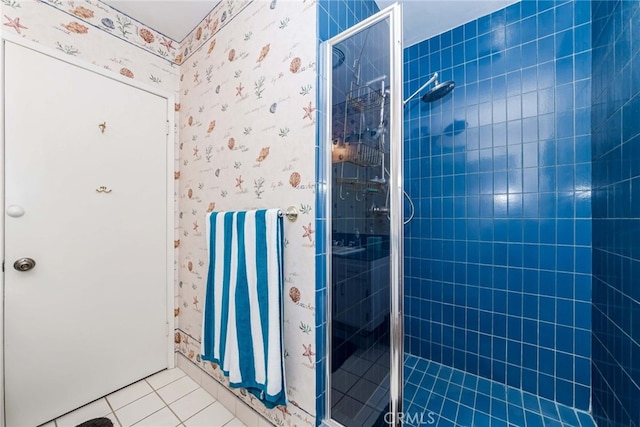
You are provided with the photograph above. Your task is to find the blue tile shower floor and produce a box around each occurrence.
[404,355,596,427]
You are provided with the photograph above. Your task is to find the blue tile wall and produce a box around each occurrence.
[403,0,592,410]
[318,0,380,42]
[315,1,379,424]
[591,1,640,426]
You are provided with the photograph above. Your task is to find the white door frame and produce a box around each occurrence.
[0,33,176,427]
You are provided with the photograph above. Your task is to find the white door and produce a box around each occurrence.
[4,41,169,427]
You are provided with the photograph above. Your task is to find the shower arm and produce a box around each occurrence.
[403,72,438,106]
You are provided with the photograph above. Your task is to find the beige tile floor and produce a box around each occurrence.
[40,368,246,427]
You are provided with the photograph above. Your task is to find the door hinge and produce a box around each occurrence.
[166,322,170,337]
[166,120,170,136]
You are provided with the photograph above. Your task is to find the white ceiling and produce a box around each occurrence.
[101,0,519,45]
[375,0,520,47]
[101,0,216,41]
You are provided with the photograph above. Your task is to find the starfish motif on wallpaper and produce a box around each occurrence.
[236,83,244,96]
[302,344,314,363]
[193,71,200,83]
[160,37,175,51]
[193,146,199,157]
[4,15,27,34]
[276,406,291,417]
[302,223,314,242]
[193,221,199,232]
[204,16,213,29]
[235,175,244,189]
[193,296,199,309]
[302,101,315,121]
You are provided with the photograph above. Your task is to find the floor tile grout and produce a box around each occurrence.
[51,368,247,427]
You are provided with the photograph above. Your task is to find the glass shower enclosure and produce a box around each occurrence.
[321,4,403,426]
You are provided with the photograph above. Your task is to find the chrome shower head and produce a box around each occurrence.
[422,79,455,102]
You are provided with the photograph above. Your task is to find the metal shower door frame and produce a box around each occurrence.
[320,3,404,426]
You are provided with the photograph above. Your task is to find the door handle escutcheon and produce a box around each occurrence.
[13,258,36,272]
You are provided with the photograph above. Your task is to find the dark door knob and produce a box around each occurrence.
[13,258,36,272]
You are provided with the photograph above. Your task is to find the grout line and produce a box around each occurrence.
[129,406,171,427]
[181,402,216,425]
[144,368,188,391]
[151,378,202,423]
[104,398,123,427]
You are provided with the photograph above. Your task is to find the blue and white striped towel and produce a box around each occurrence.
[201,209,287,408]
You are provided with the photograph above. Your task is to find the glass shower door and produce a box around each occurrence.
[321,4,403,426]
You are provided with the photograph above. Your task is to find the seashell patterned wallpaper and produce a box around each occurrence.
[0,0,178,93]
[175,0,318,424]
[2,0,318,424]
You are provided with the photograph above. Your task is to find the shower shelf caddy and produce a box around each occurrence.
[332,142,386,198]
[331,142,382,167]
[336,177,384,193]
[331,79,388,200]
[346,84,385,113]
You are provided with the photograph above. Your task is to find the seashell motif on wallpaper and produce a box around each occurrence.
[270,0,277,9]
[188,349,195,359]
[119,68,134,78]
[256,147,270,162]
[70,6,94,19]
[289,287,301,303]
[174,171,181,179]
[174,332,181,344]
[221,11,227,23]
[174,240,180,248]
[196,27,203,41]
[101,18,114,30]
[174,103,181,111]
[174,307,180,317]
[289,172,301,187]
[139,28,155,44]
[174,53,183,64]
[63,21,89,34]
[162,0,318,420]
[257,44,270,63]
[289,57,301,73]
[208,39,217,54]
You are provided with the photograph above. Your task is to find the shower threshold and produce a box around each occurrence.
[402,355,596,427]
